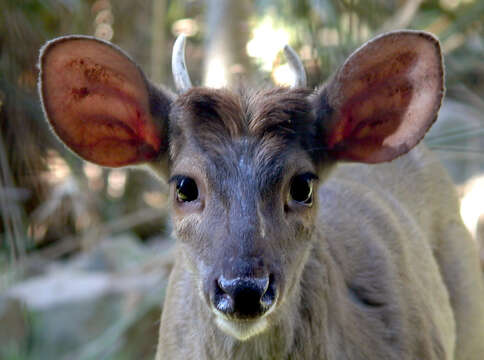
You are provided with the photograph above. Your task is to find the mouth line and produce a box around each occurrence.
[213,309,266,322]
[214,313,270,341]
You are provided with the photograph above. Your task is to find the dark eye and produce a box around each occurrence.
[290,173,316,205]
[175,177,198,202]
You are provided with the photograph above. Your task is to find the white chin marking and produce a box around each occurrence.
[215,316,268,341]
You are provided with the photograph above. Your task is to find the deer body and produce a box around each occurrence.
[38,31,484,360]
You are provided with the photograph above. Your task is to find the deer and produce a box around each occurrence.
[38,30,484,359]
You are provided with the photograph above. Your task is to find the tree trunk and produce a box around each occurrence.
[203,0,251,87]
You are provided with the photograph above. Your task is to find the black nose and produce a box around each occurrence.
[214,274,276,319]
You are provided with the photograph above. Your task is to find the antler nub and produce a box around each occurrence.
[283,44,307,88]
[172,34,193,93]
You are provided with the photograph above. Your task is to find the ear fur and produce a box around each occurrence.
[313,30,444,163]
[38,35,173,168]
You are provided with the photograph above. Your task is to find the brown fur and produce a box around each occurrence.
[169,87,316,162]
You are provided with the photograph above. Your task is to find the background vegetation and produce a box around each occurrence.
[0,0,483,359]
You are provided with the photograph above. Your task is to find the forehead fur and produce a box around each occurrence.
[169,87,316,163]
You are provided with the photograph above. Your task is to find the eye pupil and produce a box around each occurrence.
[290,174,314,204]
[176,177,198,202]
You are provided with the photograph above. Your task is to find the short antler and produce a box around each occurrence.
[283,44,307,88]
[172,34,193,93]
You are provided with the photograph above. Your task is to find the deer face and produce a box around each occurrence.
[167,87,321,340]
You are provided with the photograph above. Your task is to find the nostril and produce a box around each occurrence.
[214,274,276,318]
[261,273,276,308]
[214,278,234,314]
[217,276,229,294]
[253,276,270,296]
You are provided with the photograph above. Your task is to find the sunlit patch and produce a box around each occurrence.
[95,9,113,26]
[205,57,227,88]
[272,64,295,87]
[172,18,199,37]
[107,169,127,198]
[45,150,71,185]
[143,191,167,209]
[92,0,114,41]
[247,18,290,71]
[439,0,474,11]
[83,162,103,191]
[460,175,484,239]
[94,24,113,41]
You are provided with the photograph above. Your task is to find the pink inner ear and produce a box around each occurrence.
[325,32,443,163]
[41,38,162,167]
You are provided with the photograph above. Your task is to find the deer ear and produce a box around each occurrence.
[313,31,444,163]
[39,36,172,167]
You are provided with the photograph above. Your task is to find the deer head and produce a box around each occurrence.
[38,30,443,341]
